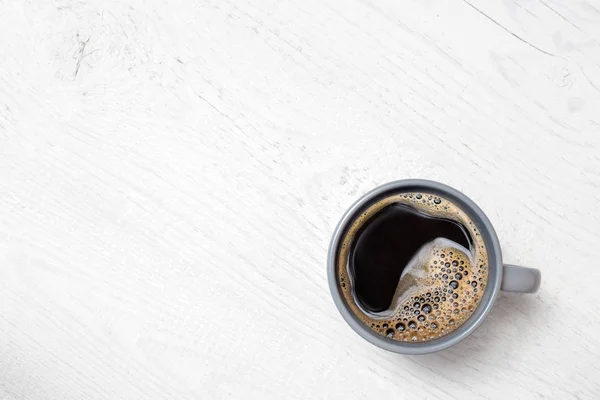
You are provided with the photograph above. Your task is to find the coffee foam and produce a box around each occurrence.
[337,192,488,342]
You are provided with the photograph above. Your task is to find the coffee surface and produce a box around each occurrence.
[337,192,488,342]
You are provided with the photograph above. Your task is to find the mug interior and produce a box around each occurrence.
[327,179,502,354]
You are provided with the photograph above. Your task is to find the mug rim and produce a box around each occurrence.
[327,179,503,354]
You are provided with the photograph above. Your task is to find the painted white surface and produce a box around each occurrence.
[1,0,599,398]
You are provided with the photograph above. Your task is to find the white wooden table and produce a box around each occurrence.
[1,1,599,398]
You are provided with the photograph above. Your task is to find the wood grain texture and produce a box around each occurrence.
[1,0,599,398]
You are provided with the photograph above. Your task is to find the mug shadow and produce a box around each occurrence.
[385,291,546,372]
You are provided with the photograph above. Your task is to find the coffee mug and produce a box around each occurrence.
[327,179,541,354]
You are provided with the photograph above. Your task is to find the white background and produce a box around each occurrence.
[1,0,599,398]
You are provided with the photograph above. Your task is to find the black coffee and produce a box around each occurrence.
[337,192,489,342]
[351,203,472,313]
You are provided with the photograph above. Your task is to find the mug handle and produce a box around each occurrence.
[501,264,542,293]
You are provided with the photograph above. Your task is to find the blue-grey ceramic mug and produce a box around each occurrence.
[327,179,541,355]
